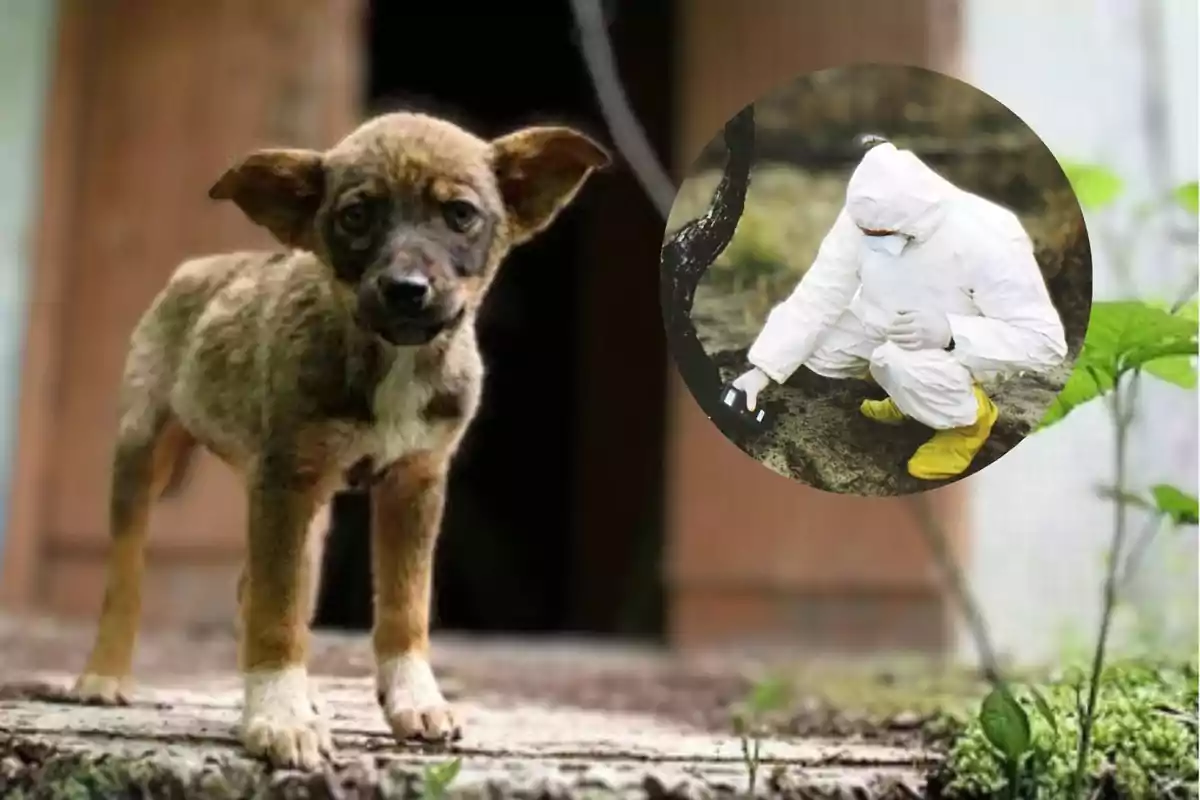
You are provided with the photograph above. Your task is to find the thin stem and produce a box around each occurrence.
[567,0,676,218]
[1118,513,1163,592]
[750,735,761,795]
[1169,273,1198,313]
[739,730,754,793]
[1071,371,1137,798]
[907,494,1005,687]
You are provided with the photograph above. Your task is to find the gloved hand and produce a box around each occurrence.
[887,309,952,351]
[732,367,771,412]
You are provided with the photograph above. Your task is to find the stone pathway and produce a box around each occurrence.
[0,619,939,798]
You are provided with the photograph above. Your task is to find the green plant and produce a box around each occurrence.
[732,675,792,796]
[943,660,1199,798]
[1044,162,1197,798]
[947,162,1200,799]
[974,684,1034,798]
[420,757,462,800]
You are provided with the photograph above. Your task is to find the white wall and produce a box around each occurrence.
[0,0,58,568]
[957,0,1198,666]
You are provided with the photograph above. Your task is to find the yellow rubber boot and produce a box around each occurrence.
[860,397,906,425]
[907,385,999,480]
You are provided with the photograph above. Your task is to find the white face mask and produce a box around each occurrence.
[862,233,909,257]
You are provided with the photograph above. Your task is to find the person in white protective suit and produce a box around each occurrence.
[730,142,1068,481]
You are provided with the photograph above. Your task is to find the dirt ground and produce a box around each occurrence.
[701,296,1074,497]
[0,615,985,798]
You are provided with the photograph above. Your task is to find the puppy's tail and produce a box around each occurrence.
[160,437,199,497]
[77,411,193,685]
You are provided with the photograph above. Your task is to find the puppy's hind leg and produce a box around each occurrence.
[72,411,194,705]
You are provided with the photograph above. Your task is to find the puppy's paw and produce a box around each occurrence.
[70,673,132,705]
[241,667,333,770]
[377,653,461,743]
[307,679,327,718]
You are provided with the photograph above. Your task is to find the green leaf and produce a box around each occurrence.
[1144,298,1197,321]
[746,676,791,715]
[1037,301,1199,430]
[1139,300,1198,387]
[1143,356,1197,388]
[1061,161,1125,209]
[1027,686,1059,735]
[1150,484,1199,526]
[422,758,462,800]
[1124,337,1199,369]
[1174,181,1199,215]
[978,686,1032,763]
[1114,313,1198,372]
[1038,364,1114,430]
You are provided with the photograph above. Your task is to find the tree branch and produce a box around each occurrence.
[658,107,756,423]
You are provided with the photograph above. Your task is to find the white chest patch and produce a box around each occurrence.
[356,352,446,467]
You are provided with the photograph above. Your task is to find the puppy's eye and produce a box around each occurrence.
[336,201,372,236]
[442,200,481,234]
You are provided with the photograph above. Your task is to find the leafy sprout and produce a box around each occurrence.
[420,757,462,800]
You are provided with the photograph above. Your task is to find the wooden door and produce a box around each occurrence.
[7,0,361,626]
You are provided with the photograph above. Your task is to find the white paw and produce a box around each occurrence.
[241,667,333,770]
[308,680,327,718]
[70,673,131,705]
[377,653,460,742]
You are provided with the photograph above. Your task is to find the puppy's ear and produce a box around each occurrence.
[490,127,611,244]
[208,149,325,250]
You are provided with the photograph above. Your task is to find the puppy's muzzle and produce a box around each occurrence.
[377,272,431,318]
[363,271,463,347]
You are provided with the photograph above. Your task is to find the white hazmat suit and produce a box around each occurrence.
[733,142,1068,480]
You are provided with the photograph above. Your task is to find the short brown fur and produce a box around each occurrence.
[71,112,609,769]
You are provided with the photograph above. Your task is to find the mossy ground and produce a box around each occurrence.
[931,659,1199,799]
[739,657,1198,799]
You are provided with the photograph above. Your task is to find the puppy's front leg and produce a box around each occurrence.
[372,451,459,742]
[240,460,333,769]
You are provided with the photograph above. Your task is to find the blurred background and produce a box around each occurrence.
[0,1,1195,670]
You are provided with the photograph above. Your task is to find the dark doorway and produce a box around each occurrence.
[314,3,674,639]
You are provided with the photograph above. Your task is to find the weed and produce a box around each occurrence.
[420,757,462,800]
[732,675,792,796]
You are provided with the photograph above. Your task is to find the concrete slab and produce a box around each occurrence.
[0,618,942,798]
[0,672,936,798]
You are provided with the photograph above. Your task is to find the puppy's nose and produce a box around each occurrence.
[378,273,430,315]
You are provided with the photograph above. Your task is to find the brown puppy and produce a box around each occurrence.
[69,112,610,769]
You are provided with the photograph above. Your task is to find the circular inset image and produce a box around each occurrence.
[660,63,1092,497]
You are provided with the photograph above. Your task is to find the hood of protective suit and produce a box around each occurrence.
[844,143,959,242]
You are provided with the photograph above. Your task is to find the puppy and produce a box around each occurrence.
[69,111,610,769]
